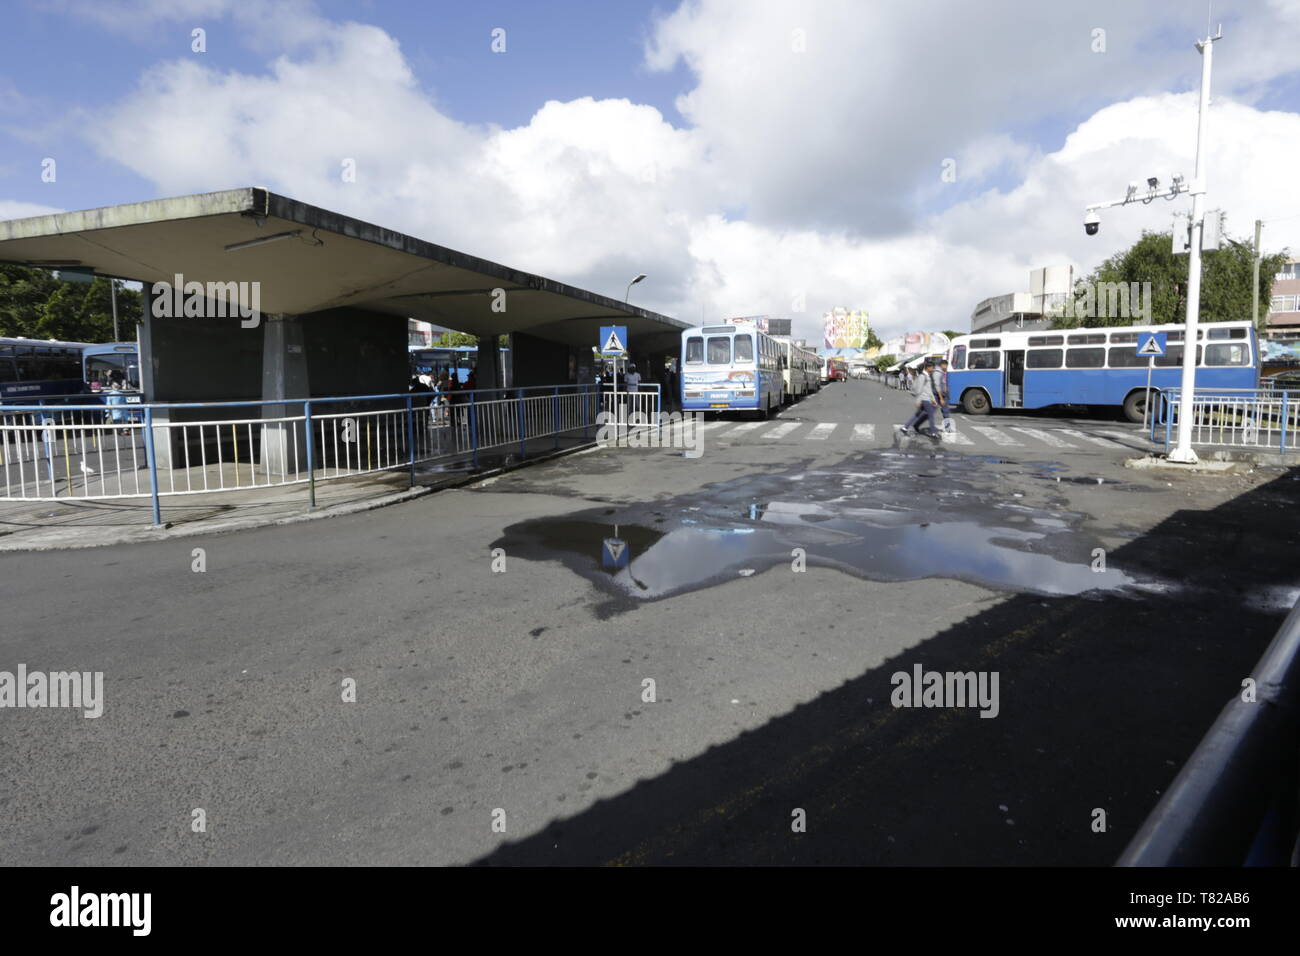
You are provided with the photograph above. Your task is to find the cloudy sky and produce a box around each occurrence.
[2,0,1299,342]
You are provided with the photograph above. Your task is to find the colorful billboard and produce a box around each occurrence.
[823,308,873,349]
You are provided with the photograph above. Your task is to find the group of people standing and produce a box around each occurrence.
[896,357,954,441]
[409,368,478,424]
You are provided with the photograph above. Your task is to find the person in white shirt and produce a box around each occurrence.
[624,364,642,390]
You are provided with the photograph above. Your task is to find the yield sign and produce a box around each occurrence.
[602,537,629,568]
[1136,332,1167,357]
[599,325,628,356]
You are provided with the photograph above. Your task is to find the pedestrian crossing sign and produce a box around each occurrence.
[599,325,628,356]
[1136,332,1167,357]
[602,537,629,568]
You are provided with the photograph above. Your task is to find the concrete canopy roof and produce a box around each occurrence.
[0,187,689,351]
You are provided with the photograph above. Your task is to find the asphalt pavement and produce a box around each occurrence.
[2,379,1296,865]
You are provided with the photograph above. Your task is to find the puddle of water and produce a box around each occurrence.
[1033,475,1119,485]
[491,449,1171,610]
[497,512,1144,602]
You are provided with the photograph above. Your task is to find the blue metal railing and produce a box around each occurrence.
[1118,595,1300,866]
[2,384,661,522]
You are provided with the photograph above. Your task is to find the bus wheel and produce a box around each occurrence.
[1123,390,1149,424]
[961,390,990,415]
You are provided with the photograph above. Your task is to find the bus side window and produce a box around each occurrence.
[968,350,999,370]
[1205,343,1248,366]
[1027,348,1063,368]
[950,346,966,370]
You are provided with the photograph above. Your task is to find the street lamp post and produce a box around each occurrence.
[1081,25,1221,464]
[1167,27,1222,464]
[625,273,646,303]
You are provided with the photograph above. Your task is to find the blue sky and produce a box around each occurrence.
[1,0,696,212]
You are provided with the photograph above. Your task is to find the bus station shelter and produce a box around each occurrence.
[0,187,689,404]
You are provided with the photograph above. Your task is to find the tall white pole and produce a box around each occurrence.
[1168,28,1220,464]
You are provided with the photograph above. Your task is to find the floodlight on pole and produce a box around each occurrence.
[1081,25,1221,464]
[1167,25,1223,464]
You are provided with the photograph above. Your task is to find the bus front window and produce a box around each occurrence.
[685,337,704,364]
[706,337,731,365]
[733,335,753,363]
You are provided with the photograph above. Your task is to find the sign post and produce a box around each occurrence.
[599,325,628,441]
[1136,332,1167,431]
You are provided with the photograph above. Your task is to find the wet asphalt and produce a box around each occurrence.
[2,379,1297,865]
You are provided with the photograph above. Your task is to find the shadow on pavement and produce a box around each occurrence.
[473,469,1300,865]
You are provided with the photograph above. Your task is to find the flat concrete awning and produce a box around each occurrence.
[0,187,687,350]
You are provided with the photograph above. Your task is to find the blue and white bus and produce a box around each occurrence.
[946,320,1258,423]
[82,342,141,390]
[680,324,784,417]
[0,337,92,400]
[409,345,477,384]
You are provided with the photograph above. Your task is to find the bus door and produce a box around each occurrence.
[1004,350,1025,408]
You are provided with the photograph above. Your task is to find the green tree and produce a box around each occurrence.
[940,329,963,340]
[873,354,897,372]
[863,327,883,350]
[1055,230,1288,330]
[0,264,142,342]
[434,330,479,347]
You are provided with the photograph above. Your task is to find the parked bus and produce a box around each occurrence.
[409,345,477,384]
[681,324,784,417]
[0,337,95,400]
[779,339,821,401]
[946,320,1258,423]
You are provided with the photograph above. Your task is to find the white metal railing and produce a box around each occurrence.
[1155,387,1299,453]
[0,384,659,520]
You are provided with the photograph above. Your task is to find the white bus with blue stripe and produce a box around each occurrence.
[946,320,1258,423]
[680,325,784,418]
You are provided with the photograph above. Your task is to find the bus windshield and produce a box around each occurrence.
[83,345,141,389]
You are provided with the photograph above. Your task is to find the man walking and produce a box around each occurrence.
[896,359,941,440]
[934,358,955,433]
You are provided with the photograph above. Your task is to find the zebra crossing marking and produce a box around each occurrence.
[763,421,802,439]
[851,424,875,441]
[1057,428,1128,448]
[1097,429,1153,444]
[968,425,1022,446]
[942,429,974,445]
[728,421,765,433]
[807,423,837,440]
[1008,426,1077,448]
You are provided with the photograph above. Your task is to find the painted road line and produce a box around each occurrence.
[851,424,875,442]
[1009,426,1077,449]
[1057,428,1128,448]
[728,421,765,433]
[763,421,803,439]
[807,423,837,440]
[1098,429,1153,443]
[942,429,975,445]
[968,425,1022,446]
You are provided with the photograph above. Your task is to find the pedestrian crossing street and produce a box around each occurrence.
[679,418,1154,453]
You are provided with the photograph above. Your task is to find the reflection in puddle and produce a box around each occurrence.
[494,451,1165,607]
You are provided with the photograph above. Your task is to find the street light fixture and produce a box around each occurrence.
[1082,25,1222,464]
[625,273,647,303]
